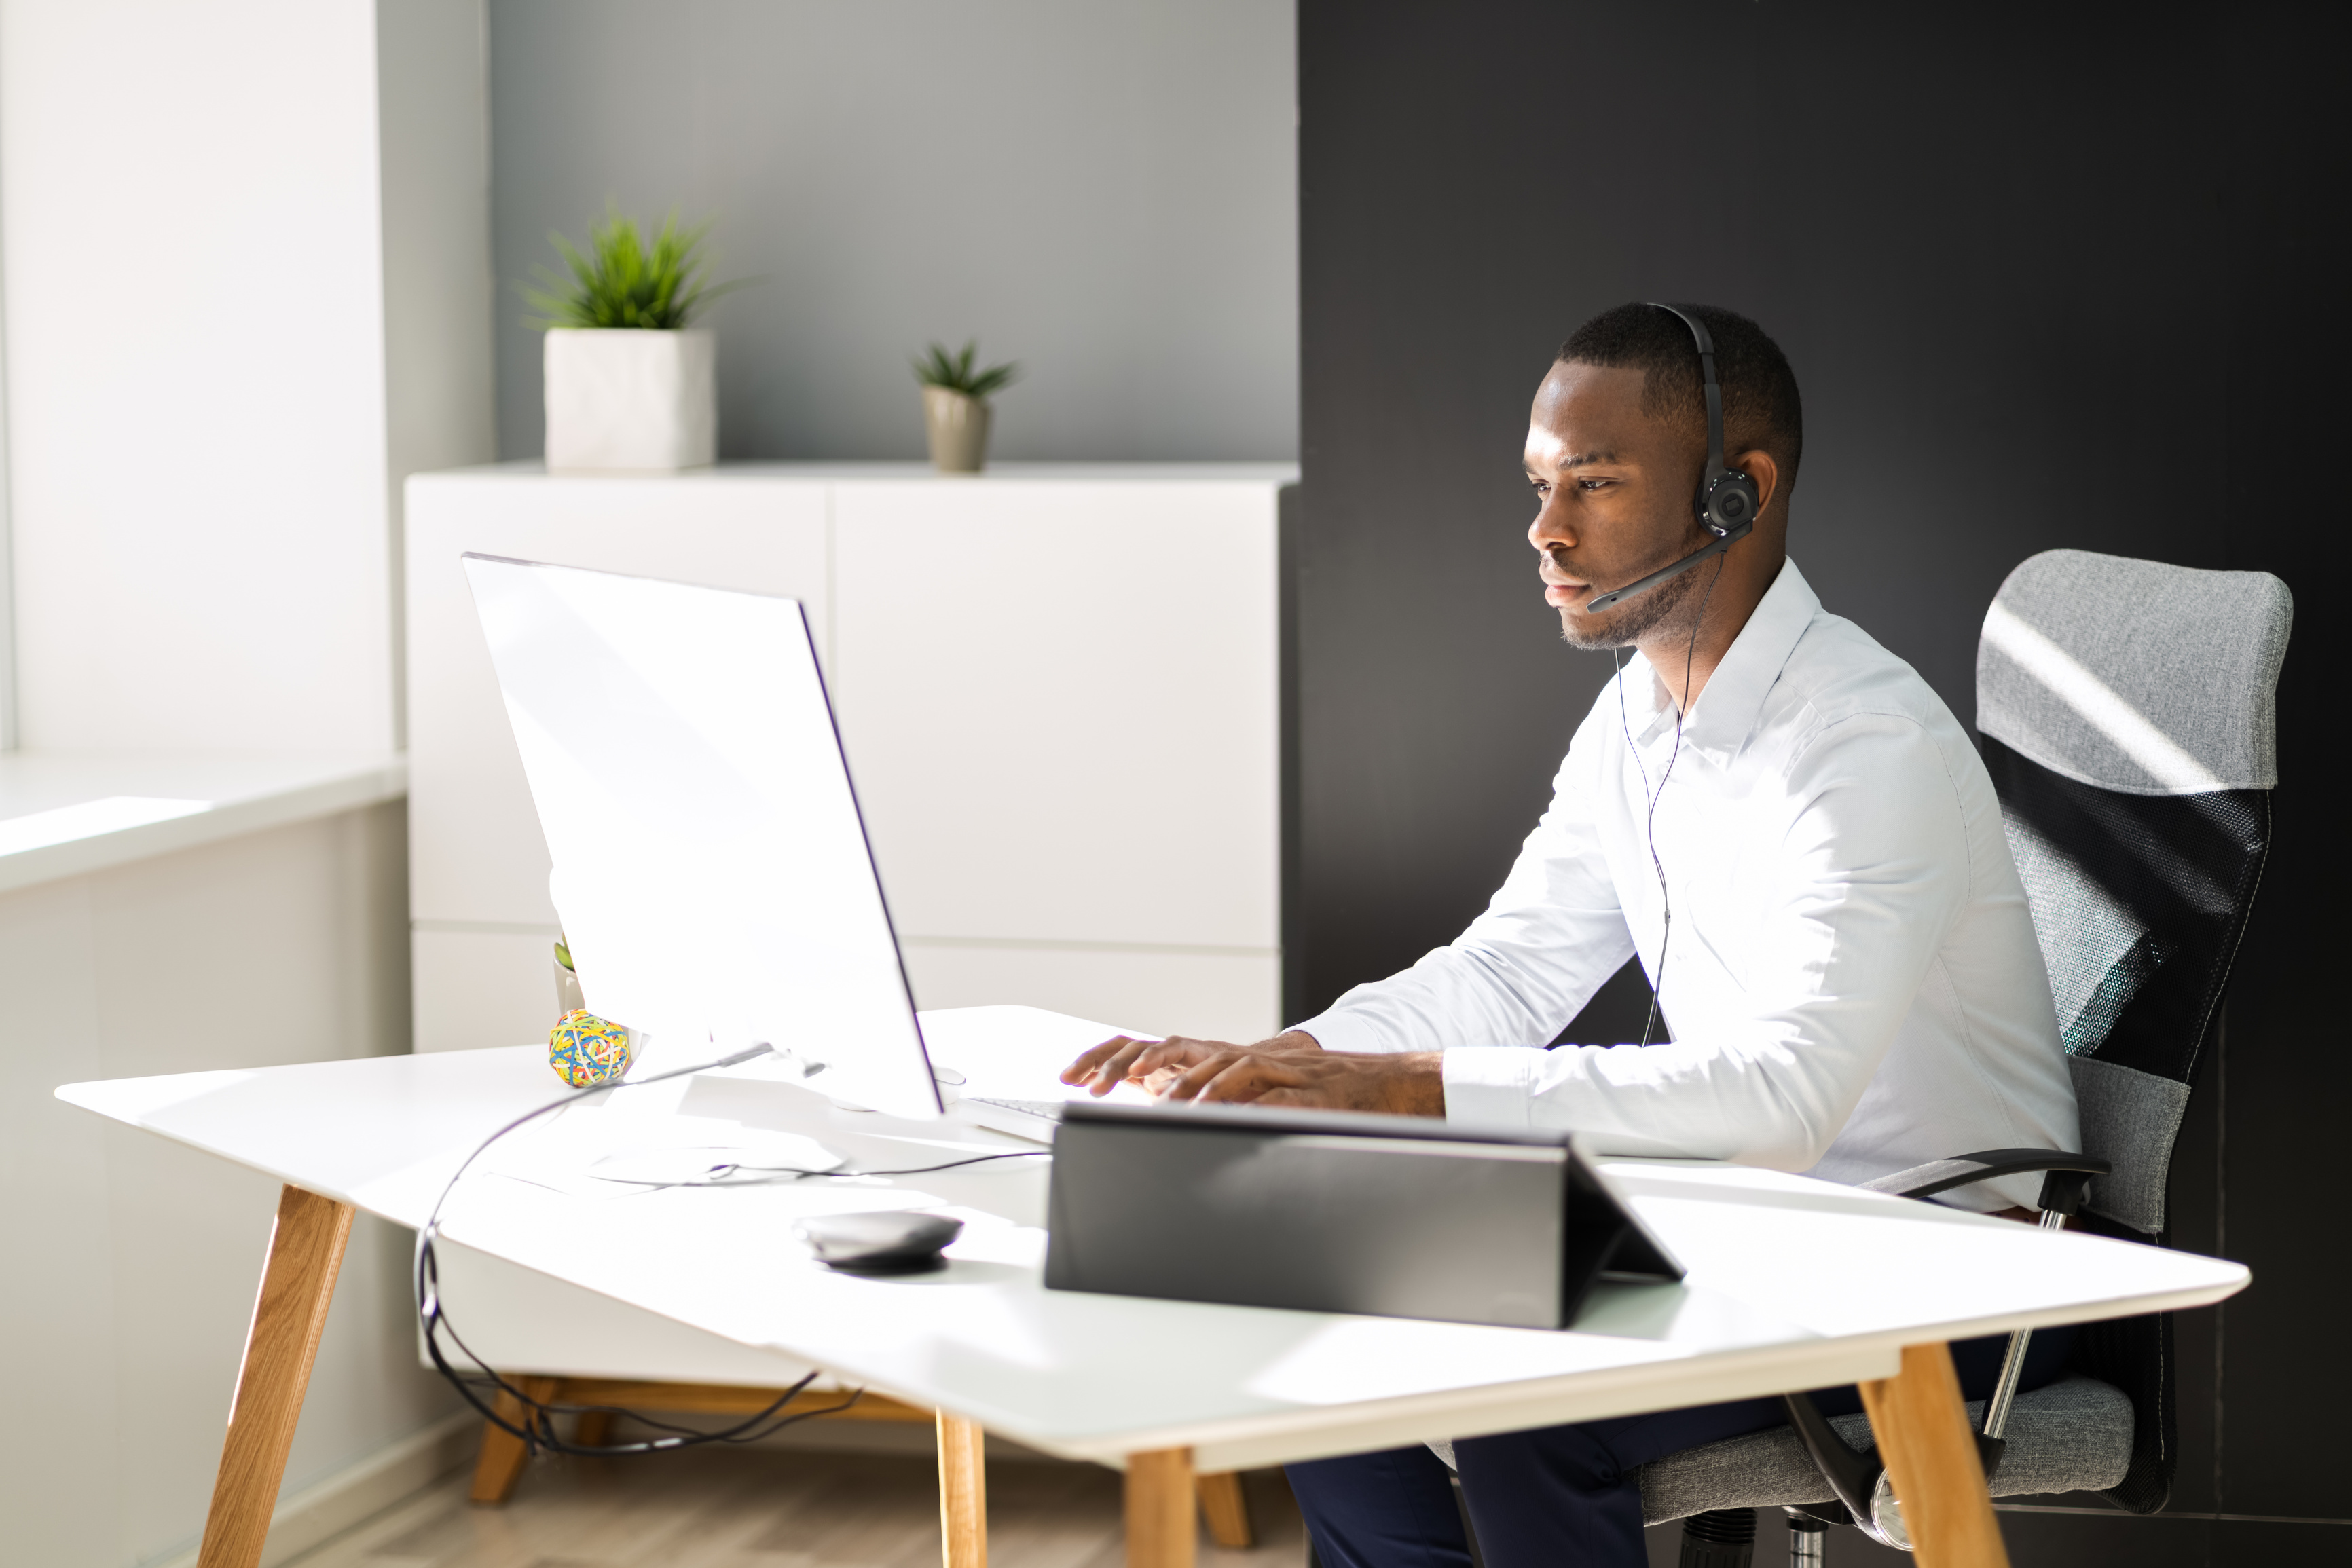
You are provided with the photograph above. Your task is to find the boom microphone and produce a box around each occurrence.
[1583,518,1752,613]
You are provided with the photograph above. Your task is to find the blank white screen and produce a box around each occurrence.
[464,553,940,1119]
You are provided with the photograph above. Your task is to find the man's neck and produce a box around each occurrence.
[1633,545,1785,714]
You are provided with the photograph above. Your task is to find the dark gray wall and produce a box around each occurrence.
[1295,1,2347,1559]
[489,0,1296,462]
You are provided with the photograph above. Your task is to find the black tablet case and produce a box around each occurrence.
[1043,1100,1682,1328]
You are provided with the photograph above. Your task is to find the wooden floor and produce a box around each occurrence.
[284,1447,1307,1568]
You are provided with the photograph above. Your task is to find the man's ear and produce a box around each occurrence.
[1731,449,1781,519]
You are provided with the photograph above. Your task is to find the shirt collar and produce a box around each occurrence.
[1622,557,1820,762]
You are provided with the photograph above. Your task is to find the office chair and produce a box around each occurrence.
[1658,550,2290,1562]
[1427,550,2290,1565]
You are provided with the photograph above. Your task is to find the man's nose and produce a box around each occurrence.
[1529,496,1573,552]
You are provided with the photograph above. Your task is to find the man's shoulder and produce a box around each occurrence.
[1772,609,1971,753]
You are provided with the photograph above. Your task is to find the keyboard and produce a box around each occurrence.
[966,1096,1066,1122]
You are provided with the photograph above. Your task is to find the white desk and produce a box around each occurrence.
[60,1014,2246,1568]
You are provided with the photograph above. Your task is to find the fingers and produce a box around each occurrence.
[1169,1053,1309,1105]
[1063,1034,1224,1096]
[1084,1036,1166,1094]
[1061,1035,1147,1087]
[1065,1033,1336,1105]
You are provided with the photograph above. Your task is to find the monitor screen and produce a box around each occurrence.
[463,553,941,1120]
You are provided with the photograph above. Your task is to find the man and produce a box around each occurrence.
[1062,303,2080,1567]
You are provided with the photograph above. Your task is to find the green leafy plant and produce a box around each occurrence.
[913,340,1021,400]
[521,202,745,329]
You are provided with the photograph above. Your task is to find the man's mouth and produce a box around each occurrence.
[1541,576,1589,608]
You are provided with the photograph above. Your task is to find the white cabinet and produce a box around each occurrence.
[405,462,1291,1053]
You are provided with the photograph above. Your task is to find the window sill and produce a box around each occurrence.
[0,751,407,895]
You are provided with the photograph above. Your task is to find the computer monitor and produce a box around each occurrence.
[463,553,943,1121]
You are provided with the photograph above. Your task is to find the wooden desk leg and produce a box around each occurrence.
[572,1401,614,1449]
[1127,1448,1196,1568]
[938,1412,988,1568]
[1196,1470,1255,1549]
[1858,1343,2012,1568]
[196,1184,355,1568]
[469,1376,561,1504]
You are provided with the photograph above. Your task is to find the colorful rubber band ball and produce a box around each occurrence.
[549,1009,635,1088]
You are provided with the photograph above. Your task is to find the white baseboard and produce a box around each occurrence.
[149,1411,479,1568]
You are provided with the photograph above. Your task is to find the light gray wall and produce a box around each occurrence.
[489,0,1298,462]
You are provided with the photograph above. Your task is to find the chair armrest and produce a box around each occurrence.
[1859,1148,2110,1216]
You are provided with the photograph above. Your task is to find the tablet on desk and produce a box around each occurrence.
[1044,1100,1684,1329]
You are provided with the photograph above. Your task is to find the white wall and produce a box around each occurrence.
[0,3,497,1563]
[488,0,1298,464]
[0,806,455,1568]
[0,0,495,752]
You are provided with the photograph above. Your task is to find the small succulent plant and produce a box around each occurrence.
[913,340,1021,400]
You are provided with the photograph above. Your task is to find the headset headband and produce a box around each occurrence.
[1646,301,1727,490]
[1580,303,1759,613]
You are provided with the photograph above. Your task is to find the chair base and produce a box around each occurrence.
[1638,1374,2131,1525]
[1679,1506,1757,1566]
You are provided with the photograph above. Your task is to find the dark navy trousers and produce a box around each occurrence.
[1287,1326,2077,1568]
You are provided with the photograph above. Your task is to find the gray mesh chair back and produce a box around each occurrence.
[1976,548,2289,1510]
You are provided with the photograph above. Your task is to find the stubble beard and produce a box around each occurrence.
[1556,555,1705,651]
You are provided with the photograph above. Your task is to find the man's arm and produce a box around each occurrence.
[1084,713,1974,1149]
[1061,713,1632,1111]
[1291,716,1636,1058]
[1444,713,1972,1165]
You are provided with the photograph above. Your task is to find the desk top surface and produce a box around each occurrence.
[57,1011,2247,1470]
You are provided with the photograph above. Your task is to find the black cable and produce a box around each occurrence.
[1612,553,1728,1048]
[598,1146,1050,1191]
[411,1042,1037,1458]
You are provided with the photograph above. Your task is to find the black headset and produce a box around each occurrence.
[1583,303,1762,613]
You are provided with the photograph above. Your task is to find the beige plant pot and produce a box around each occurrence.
[553,949,585,1020]
[922,386,992,473]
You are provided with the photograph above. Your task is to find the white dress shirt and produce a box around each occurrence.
[1293,559,2078,1211]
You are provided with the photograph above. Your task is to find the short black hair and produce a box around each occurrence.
[1558,302,1803,497]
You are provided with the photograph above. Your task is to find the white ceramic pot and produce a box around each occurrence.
[543,327,717,471]
[922,386,992,473]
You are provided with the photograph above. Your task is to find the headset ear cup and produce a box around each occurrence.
[1703,471,1762,536]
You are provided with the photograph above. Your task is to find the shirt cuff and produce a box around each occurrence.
[1439,1047,1543,1129]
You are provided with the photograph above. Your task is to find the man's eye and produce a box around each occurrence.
[1579,479,1611,491]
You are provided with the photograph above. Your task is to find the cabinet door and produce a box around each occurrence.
[405,473,830,931]
[832,480,1279,953]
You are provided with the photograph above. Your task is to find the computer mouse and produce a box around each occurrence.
[796,1210,964,1275]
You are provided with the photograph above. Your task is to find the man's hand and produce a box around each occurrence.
[1166,1047,1446,1115]
[1062,1029,1325,1097]
[1061,1030,1445,1117]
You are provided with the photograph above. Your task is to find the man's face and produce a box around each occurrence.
[1524,360,1711,649]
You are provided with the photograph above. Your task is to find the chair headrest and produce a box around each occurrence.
[1977,549,2291,795]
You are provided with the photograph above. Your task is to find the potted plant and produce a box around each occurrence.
[523,205,743,472]
[913,341,1020,473]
